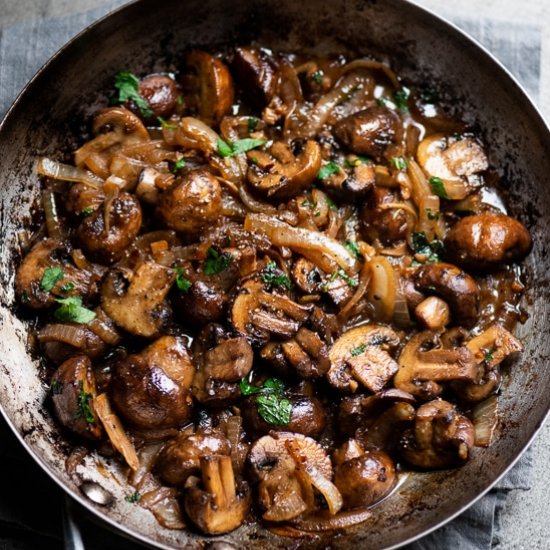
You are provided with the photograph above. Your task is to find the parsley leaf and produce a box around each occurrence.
[261,261,293,290]
[239,377,292,425]
[312,70,324,84]
[484,348,495,363]
[114,71,153,118]
[40,267,64,292]
[76,381,95,424]
[217,138,266,157]
[394,87,410,111]
[324,269,358,290]
[125,491,141,504]
[429,176,448,199]
[81,207,94,217]
[60,282,75,294]
[344,240,361,258]
[54,296,96,324]
[426,208,440,221]
[411,231,445,263]
[317,161,340,180]
[203,247,231,275]
[350,343,367,357]
[174,266,192,293]
[50,379,64,395]
[172,158,186,173]
[390,156,408,171]
[247,117,259,133]
[158,116,177,130]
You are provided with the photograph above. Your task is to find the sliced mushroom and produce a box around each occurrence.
[334,450,396,509]
[247,140,322,200]
[414,296,450,330]
[92,106,149,142]
[413,262,480,327]
[138,74,180,119]
[328,325,401,392]
[191,324,254,406]
[77,192,142,264]
[417,134,488,200]
[399,399,475,469]
[15,239,98,309]
[50,355,102,440]
[444,213,532,270]
[291,258,324,294]
[157,169,222,239]
[333,106,403,160]
[231,280,312,346]
[394,331,481,399]
[183,455,251,535]
[186,51,234,126]
[155,429,231,487]
[111,335,194,430]
[101,261,174,337]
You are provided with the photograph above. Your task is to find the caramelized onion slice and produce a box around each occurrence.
[472,395,499,447]
[37,157,104,187]
[290,507,373,531]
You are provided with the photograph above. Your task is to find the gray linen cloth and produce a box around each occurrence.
[0,2,534,548]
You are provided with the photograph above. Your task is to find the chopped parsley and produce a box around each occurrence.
[217,137,266,157]
[157,116,177,130]
[345,155,372,168]
[390,156,408,171]
[125,491,141,504]
[203,247,232,275]
[50,379,64,395]
[377,96,391,107]
[60,282,75,294]
[344,240,361,258]
[172,158,186,173]
[326,196,338,211]
[40,267,64,293]
[426,208,441,221]
[174,266,192,293]
[239,377,292,425]
[312,70,324,85]
[54,296,96,324]
[75,381,95,424]
[81,207,94,217]
[350,343,367,357]
[260,261,293,290]
[324,269,358,290]
[411,231,445,263]
[247,116,259,133]
[394,87,410,111]
[114,71,153,118]
[301,199,316,208]
[429,176,448,199]
[317,161,340,180]
[484,348,495,363]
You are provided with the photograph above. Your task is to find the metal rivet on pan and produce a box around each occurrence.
[79,481,114,506]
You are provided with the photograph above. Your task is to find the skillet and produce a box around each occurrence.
[0,0,549,548]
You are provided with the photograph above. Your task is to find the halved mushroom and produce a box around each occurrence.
[399,399,475,469]
[260,327,330,379]
[417,134,488,200]
[183,455,251,535]
[157,169,222,238]
[247,140,322,200]
[185,51,234,126]
[138,74,181,119]
[334,449,396,509]
[328,325,401,392]
[191,324,254,406]
[333,106,403,160]
[320,160,375,199]
[77,192,142,264]
[156,429,231,487]
[101,261,174,337]
[92,106,149,142]
[15,238,98,309]
[413,262,480,327]
[111,335,194,430]
[394,331,481,399]
[444,213,532,270]
[231,280,312,346]
[50,355,102,440]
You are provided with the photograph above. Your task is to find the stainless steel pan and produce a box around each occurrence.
[1,0,549,548]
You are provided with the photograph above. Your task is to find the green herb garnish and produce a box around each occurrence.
[172,158,186,173]
[239,377,292,425]
[158,116,177,130]
[40,267,64,293]
[261,261,293,290]
[344,240,361,258]
[114,71,153,117]
[350,343,367,357]
[76,381,95,424]
[301,200,316,208]
[217,137,266,157]
[176,95,184,105]
[411,231,445,263]
[426,208,441,221]
[390,156,408,171]
[326,196,338,211]
[203,247,232,275]
[247,117,259,133]
[60,282,75,294]
[377,96,391,107]
[50,379,64,395]
[394,87,410,111]
[54,296,96,324]
[429,176,448,199]
[484,348,495,363]
[324,269,358,290]
[81,207,94,217]
[312,70,324,85]
[174,266,192,293]
[317,161,340,180]
[125,491,141,504]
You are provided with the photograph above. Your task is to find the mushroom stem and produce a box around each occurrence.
[201,456,228,509]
